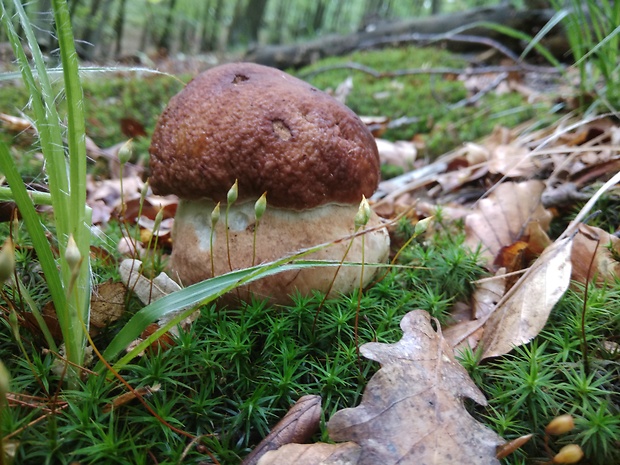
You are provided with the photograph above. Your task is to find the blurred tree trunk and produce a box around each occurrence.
[208,0,224,50]
[69,0,83,20]
[331,2,346,33]
[269,0,290,44]
[78,0,103,59]
[199,0,213,51]
[431,0,442,15]
[227,0,246,46]
[360,0,394,30]
[247,4,559,69]
[248,0,269,44]
[91,0,115,60]
[158,0,179,51]
[113,0,127,57]
[32,0,55,51]
[179,7,199,54]
[312,0,328,33]
[228,0,270,46]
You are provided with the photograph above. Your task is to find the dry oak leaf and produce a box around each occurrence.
[258,442,361,465]
[464,180,553,266]
[327,310,504,465]
[479,236,573,359]
[571,223,620,285]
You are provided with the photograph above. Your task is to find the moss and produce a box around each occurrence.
[296,46,552,158]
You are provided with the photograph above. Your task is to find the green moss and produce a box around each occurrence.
[296,46,552,158]
[461,282,620,465]
[0,215,491,464]
[0,73,186,172]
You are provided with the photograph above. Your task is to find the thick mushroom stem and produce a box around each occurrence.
[169,199,390,304]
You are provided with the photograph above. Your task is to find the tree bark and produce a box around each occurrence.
[78,0,103,60]
[245,5,563,69]
[248,0,270,44]
[113,0,127,57]
[157,0,179,51]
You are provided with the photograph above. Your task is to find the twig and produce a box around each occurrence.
[300,62,557,81]
[358,32,562,74]
[448,71,508,109]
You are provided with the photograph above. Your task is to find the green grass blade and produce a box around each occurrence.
[473,21,563,69]
[4,1,70,236]
[0,187,53,205]
[13,275,58,352]
[0,141,67,330]
[521,9,570,60]
[574,25,620,68]
[52,0,88,238]
[99,259,344,371]
[51,0,91,371]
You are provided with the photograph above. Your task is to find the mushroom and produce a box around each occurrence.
[149,62,389,304]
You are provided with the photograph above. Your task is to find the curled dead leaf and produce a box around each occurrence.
[571,224,620,285]
[244,395,322,465]
[480,237,573,359]
[464,180,553,266]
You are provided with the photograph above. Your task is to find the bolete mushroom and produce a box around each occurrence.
[149,62,389,304]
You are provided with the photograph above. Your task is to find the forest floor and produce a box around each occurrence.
[0,45,618,464]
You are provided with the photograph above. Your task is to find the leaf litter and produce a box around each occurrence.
[253,115,619,463]
[259,311,504,465]
[3,78,619,464]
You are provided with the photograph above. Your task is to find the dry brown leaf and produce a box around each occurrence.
[258,311,503,465]
[119,259,198,354]
[480,237,573,359]
[119,259,181,306]
[258,442,361,465]
[120,117,147,138]
[0,113,34,133]
[102,383,160,413]
[244,396,322,465]
[90,281,126,334]
[328,310,504,465]
[496,434,533,459]
[375,138,417,169]
[472,269,507,320]
[571,224,620,285]
[464,180,553,265]
[488,144,537,178]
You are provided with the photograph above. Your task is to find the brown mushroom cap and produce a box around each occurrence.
[149,62,380,210]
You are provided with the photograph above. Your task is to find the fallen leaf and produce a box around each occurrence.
[120,117,147,138]
[90,281,126,334]
[376,138,417,169]
[464,180,553,266]
[119,259,198,354]
[328,310,503,465]
[258,442,361,465]
[0,113,34,133]
[119,259,181,306]
[480,237,573,359]
[488,143,537,178]
[138,323,176,352]
[472,269,507,320]
[244,395,322,465]
[102,383,160,413]
[571,224,620,285]
[256,311,504,465]
[496,434,533,459]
